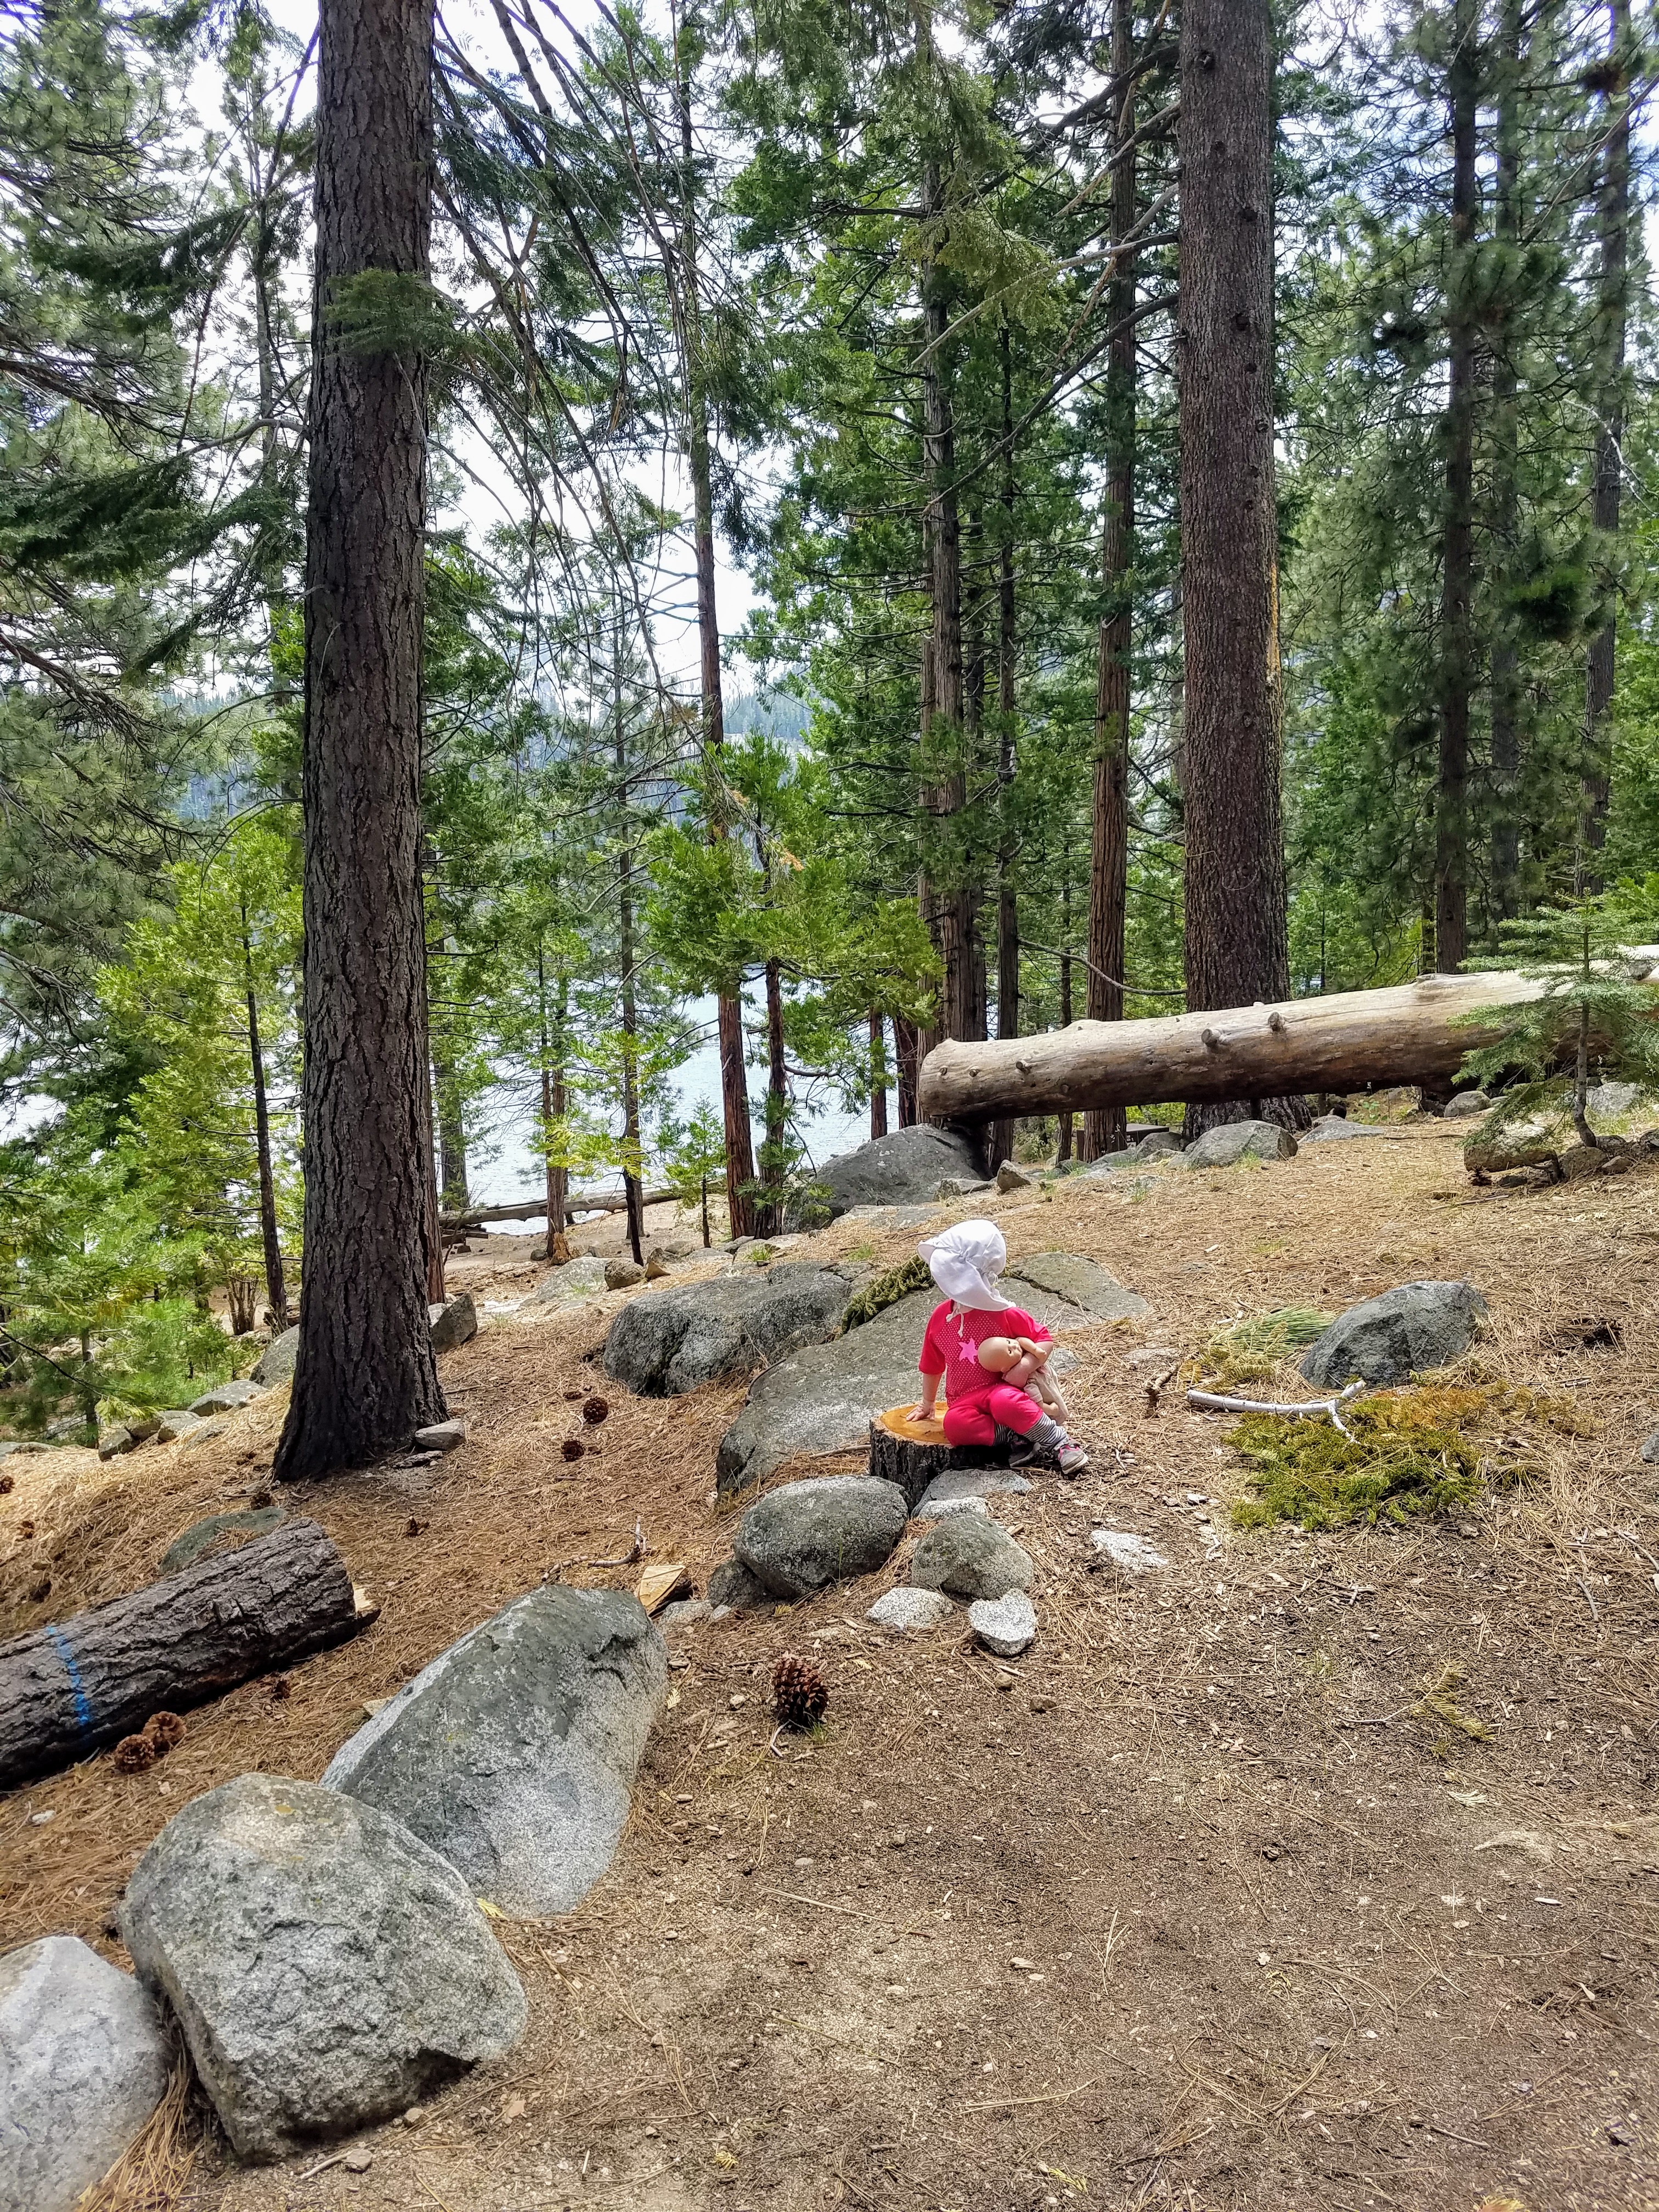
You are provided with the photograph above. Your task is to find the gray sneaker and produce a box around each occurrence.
[1057,1439,1090,1477]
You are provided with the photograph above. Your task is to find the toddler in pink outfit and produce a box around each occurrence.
[910,1220,1089,1475]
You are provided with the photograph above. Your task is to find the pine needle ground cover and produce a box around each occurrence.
[1229,1383,1587,1530]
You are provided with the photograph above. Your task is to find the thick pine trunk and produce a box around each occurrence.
[758,955,788,1234]
[1178,0,1294,1136]
[538,951,571,1264]
[989,324,1020,1175]
[1489,0,1522,923]
[616,664,644,1270]
[894,1014,920,1126]
[275,0,445,1479]
[0,1519,370,1788]
[1582,0,1629,888]
[1056,885,1074,1165]
[1084,0,1137,1164]
[1435,0,1478,975]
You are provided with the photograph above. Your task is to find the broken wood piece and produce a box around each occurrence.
[0,1517,370,1788]
[636,1560,693,1615]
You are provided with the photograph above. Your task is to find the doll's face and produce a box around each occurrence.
[976,1335,1022,1373]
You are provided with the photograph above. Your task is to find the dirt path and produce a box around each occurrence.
[4,1128,1657,2211]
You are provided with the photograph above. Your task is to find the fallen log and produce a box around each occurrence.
[0,1517,374,1788]
[917,970,1589,1121]
[439,1187,678,1233]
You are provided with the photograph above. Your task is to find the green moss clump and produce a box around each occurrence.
[838,1253,933,1334]
[1230,1386,1533,1530]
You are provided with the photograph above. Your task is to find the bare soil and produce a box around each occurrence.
[4,1127,1658,2212]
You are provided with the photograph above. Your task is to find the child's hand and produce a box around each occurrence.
[910,1402,941,1425]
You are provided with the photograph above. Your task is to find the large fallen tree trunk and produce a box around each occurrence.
[440,1187,678,1233]
[0,1517,373,1788]
[917,970,1585,1120]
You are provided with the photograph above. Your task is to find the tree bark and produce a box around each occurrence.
[917,969,1609,1121]
[537,948,571,1264]
[1178,0,1293,1132]
[1582,0,1629,888]
[1084,0,1137,1164]
[242,919,288,1333]
[1056,892,1074,1166]
[433,1050,467,1212]
[758,953,788,1234]
[1489,0,1522,923]
[868,1009,889,1138]
[675,33,754,1238]
[1435,0,1478,973]
[275,0,444,1480]
[615,642,644,1269]
[0,1519,371,1788]
[894,1014,920,1125]
[989,322,1020,1175]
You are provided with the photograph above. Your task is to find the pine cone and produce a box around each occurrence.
[562,1437,586,1462]
[581,1395,610,1426]
[143,1711,186,1754]
[772,1652,828,1731]
[112,1733,156,1774]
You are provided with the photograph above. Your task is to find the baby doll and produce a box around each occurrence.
[975,1331,1074,1427]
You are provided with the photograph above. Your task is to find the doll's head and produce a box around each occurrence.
[975,1334,1024,1374]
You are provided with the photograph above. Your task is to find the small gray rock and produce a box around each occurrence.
[1302,1114,1390,1142]
[1587,1080,1643,1119]
[1182,1119,1297,1168]
[428,1293,478,1352]
[912,1515,1032,1601]
[251,1325,299,1387]
[179,1417,228,1449]
[1300,1280,1488,1388]
[1090,1527,1169,1572]
[154,1409,201,1443]
[915,1468,1034,1518]
[0,1935,169,2212]
[707,1556,771,1610]
[529,1256,610,1304]
[968,1589,1037,1657]
[121,1775,525,2161]
[323,1585,665,1918]
[735,1475,909,1597]
[867,1587,956,1632]
[412,1418,466,1453]
[658,1598,711,1629]
[1640,1431,1659,1466]
[97,1426,134,1461]
[187,1379,262,1417]
[160,1504,286,1574]
[995,1160,1036,1192]
[1443,1090,1489,1119]
[605,1258,646,1290]
[604,1264,854,1398]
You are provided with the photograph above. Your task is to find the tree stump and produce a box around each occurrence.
[0,1517,374,1788]
[867,1407,1053,1510]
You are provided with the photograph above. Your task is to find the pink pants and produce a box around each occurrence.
[942,1384,1044,1446]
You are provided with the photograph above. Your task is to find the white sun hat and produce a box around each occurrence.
[918,1218,1010,1313]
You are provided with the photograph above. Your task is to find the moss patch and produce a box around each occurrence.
[838,1253,933,1334]
[1228,1384,1573,1531]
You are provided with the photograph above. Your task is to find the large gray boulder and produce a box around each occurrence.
[250,1325,298,1387]
[121,1775,525,2162]
[794,1125,984,1224]
[0,1936,169,2212]
[604,1263,855,1396]
[714,1256,1140,1494]
[1078,1129,1182,1175]
[529,1255,610,1303]
[1300,1280,1488,1388]
[1182,1119,1297,1168]
[734,1475,909,1597]
[911,1514,1033,1601]
[323,1585,665,1918]
[1006,1251,1151,1322]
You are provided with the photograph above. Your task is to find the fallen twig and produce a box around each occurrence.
[1186,1380,1364,1434]
[590,1517,645,1568]
[959,2078,1096,2112]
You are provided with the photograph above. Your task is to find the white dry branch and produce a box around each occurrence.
[1185,1380,1366,1435]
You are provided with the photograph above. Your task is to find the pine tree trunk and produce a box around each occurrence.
[433,1050,467,1212]
[1582,0,1629,889]
[1084,0,1137,1165]
[895,1014,920,1126]
[537,948,570,1264]
[1177,0,1295,1135]
[758,954,787,1234]
[1489,0,1522,923]
[242,924,288,1333]
[616,647,644,1270]
[274,0,445,1480]
[917,149,978,1057]
[1057,886,1074,1165]
[676,43,754,1239]
[1435,0,1478,974]
[990,323,1020,1175]
[869,1009,889,1138]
